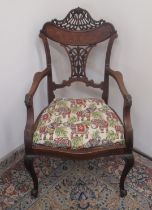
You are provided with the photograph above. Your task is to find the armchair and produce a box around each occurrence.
[24,7,134,198]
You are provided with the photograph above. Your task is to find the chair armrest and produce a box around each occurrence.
[24,68,49,152]
[25,68,49,107]
[107,68,131,104]
[107,68,133,151]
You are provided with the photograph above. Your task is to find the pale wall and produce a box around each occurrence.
[0,0,152,159]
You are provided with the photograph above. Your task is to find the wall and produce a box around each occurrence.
[0,0,152,159]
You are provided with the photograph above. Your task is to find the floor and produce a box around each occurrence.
[0,152,152,210]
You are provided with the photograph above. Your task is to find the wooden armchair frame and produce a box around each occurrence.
[24,7,134,198]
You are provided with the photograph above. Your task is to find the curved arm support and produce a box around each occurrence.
[24,68,49,153]
[25,68,49,106]
[107,68,133,151]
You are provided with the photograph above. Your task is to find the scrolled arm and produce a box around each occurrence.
[107,68,131,104]
[25,93,33,108]
[107,68,133,151]
[25,68,49,107]
[24,68,49,152]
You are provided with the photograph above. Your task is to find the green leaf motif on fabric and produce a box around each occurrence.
[72,136,83,149]
[107,130,118,140]
[70,105,81,113]
[92,130,100,140]
[55,127,68,138]
[109,119,117,127]
[69,116,77,124]
[33,133,39,143]
[92,111,102,119]
[56,100,68,107]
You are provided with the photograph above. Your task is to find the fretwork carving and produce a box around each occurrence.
[63,45,94,79]
[52,7,105,31]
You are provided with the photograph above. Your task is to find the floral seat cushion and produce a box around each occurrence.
[33,98,125,149]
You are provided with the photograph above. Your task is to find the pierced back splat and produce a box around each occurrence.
[63,45,95,80]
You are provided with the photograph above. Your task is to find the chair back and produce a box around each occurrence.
[40,7,117,102]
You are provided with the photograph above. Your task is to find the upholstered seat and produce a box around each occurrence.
[33,98,125,149]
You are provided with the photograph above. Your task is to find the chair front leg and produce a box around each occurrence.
[120,153,134,197]
[24,155,38,198]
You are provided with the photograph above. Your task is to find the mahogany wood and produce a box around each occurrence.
[42,24,116,46]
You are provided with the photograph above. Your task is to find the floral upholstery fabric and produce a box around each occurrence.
[33,98,125,149]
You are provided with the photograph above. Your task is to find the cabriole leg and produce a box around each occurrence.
[24,155,38,198]
[120,154,134,197]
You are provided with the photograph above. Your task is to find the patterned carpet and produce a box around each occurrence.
[0,153,152,210]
